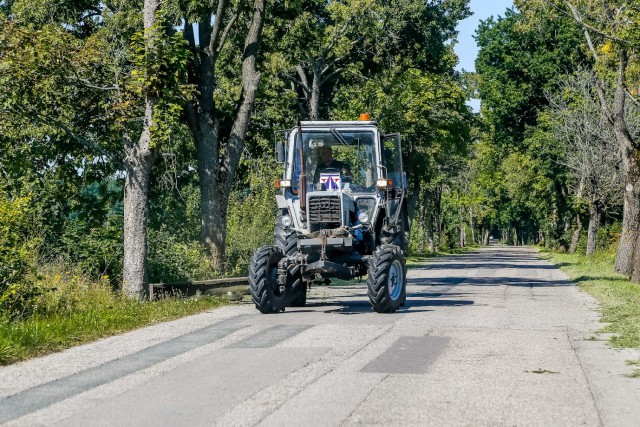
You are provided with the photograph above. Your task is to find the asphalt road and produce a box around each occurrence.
[1,245,640,426]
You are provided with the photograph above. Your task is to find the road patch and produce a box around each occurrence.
[360,336,450,374]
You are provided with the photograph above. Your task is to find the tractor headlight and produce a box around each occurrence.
[358,211,369,224]
[281,215,292,227]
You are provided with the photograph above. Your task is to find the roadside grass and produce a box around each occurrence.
[0,296,226,366]
[541,249,640,376]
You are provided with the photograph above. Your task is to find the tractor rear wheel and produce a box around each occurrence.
[249,246,287,313]
[367,244,406,313]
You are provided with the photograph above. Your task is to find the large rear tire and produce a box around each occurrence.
[367,244,406,313]
[249,246,287,313]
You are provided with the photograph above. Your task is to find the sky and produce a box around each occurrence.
[454,0,515,111]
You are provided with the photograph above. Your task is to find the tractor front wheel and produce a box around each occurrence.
[367,244,406,313]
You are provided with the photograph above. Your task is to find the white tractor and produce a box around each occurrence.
[248,116,410,313]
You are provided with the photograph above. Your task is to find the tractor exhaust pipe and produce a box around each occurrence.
[298,121,307,211]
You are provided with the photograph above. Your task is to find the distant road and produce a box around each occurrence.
[1,246,639,426]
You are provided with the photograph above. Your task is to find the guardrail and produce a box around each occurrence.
[148,277,249,300]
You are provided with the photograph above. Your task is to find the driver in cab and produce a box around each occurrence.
[315,146,351,182]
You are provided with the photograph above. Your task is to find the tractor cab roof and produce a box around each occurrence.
[298,120,378,127]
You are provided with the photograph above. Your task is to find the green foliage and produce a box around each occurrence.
[0,192,34,289]
[0,0,475,318]
[226,159,280,275]
[148,229,217,282]
[468,7,593,246]
[574,222,622,255]
[129,15,194,146]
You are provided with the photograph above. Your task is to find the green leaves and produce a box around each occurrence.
[128,15,193,147]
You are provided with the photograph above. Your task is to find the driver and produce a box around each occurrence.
[314,146,351,182]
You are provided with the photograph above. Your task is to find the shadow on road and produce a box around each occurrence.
[296,247,572,315]
[409,276,574,288]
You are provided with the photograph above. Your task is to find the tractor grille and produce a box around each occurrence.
[308,195,341,224]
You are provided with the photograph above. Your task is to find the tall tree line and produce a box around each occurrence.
[464,1,640,281]
[0,0,474,297]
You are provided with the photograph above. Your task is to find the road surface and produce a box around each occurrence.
[1,246,639,426]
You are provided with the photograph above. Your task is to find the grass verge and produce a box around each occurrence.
[0,296,226,366]
[541,249,640,376]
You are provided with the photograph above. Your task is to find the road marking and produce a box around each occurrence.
[0,317,246,424]
[360,336,450,374]
[228,325,312,348]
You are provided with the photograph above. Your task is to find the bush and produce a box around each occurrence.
[226,160,278,275]
[147,229,217,283]
[575,222,622,255]
[0,193,34,289]
[0,261,115,322]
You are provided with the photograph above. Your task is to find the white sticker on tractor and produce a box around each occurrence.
[320,172,341,190]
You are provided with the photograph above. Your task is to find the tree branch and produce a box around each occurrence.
[318,67,342,86]
[1,106,125,169]
[295,65,310,93]
[208,0,229,55]
[70,76,119,91]
[215,1,243,55]
[563,1,628,43]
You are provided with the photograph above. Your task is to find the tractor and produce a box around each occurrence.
[248,115,410,313]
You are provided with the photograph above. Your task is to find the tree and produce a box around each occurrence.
[0,2,191,296]
[548,72,622,256]
[122,0,159,298]
[180,0,266,273]
[270,0,382,120]
[516,0,640,278]
[474,7,588,247]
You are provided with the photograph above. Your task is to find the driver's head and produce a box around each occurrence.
[319,146,333,164]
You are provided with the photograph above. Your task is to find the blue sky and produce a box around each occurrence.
[454,0,515,111]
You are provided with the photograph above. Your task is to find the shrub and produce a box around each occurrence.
[147,229,217,283]
[226,162,278,275]
[0,193,33,289]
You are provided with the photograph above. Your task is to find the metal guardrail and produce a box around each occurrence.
[148,277,249,300]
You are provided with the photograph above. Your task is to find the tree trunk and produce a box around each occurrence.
[427,211,434,252]
[186,0,266,273]
[418,195,426,253]
[483,228,490,245]
[215,0,265,270]
[469,206,475,244]
[197,120,221,268]
[123,145,155,298]
[123,0,159,299]
[612,51,640,276]
[308,60,322,120]
[433,186,442,251]
[615,155,640,276]
[568,215,582,254]
[586,202,600,256]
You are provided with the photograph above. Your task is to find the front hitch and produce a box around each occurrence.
[303,260,353,280]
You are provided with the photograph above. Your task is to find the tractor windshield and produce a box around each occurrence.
[292,129,378,193]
